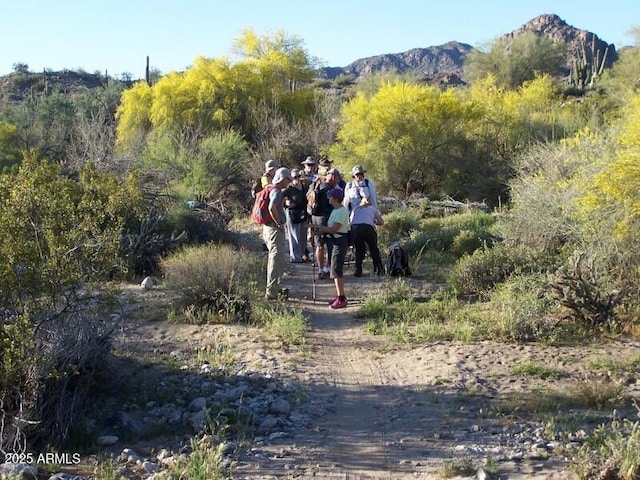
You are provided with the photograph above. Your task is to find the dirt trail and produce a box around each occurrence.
[230,262,614,479]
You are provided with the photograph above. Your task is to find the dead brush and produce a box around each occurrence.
[550,252,627,333]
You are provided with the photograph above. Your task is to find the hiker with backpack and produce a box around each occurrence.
[309,187,350,309]
[307,167,340,280]
[343,164,378,211]
[350,197,385,277]
[256,167,292,300]
[251,159,279,199]
[283,169,309,263]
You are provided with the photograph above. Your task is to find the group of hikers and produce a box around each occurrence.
[253,156,385,309]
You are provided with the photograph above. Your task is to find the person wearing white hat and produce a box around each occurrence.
[343,164,378,212]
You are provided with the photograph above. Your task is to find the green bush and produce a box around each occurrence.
[377,208,421,248]
[161,244,262,323]
[449,244,553,296]
[488,273,561,342]
[571,411,640,480]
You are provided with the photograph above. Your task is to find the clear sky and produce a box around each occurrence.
[2,0,638,80]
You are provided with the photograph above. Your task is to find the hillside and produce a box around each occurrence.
[318,13,617,85]
[0,13,619,101]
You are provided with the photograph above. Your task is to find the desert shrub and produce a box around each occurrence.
[503,141,589,255]
[33,309,114,447]
[161,244,262,323]
[0,157,143,450]
[550,251,629,333]
[121,202,232,276]
[120,207,189,276]
[395,211,498,263]
[488,272,561,342]
[377,208,421,248]
[571,409,640,480]
[165,204,230,245]
[1,306,115,452]
[449,244,556,297]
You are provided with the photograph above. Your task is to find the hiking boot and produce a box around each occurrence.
[318,271,330,280]
[330,297,347,309]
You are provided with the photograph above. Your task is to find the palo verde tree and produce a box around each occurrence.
[329,80,479,199]
[464,31,567,89]
[116,29,318,154]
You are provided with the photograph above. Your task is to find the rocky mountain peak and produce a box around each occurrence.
[507,13,617,72]
[317,13,617,86]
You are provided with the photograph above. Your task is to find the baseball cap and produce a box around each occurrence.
[327,187,344,202]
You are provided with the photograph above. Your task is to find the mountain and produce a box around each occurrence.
[0,13,620,100]
[318,13,618,86]
[318,41,472,86]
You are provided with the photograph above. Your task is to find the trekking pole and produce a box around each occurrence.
[311,249,316,303]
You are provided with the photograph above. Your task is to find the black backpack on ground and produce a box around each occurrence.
[385,243,411,276]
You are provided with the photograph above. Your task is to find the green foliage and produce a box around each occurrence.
[0,77,126,172]
[142,129,252,203]
[510,361,563,379]
[252,304,309,346]
[168,438,230,479]
[488,272,562,342]
[377,208,421,248]
[0,155,144,306]
[464,31,567,89]
[600,43,640,105]
[116,30,317,153]
[329,81,479,198]
[448,244,551,297]
[571,409,640,480]
[161,243,262,323]
[0,122,21,172]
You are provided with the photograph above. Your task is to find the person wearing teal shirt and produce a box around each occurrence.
[311,187,350,309]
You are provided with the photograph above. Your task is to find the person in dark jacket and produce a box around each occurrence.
[349,197,385,277]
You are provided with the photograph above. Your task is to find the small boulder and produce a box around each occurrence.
[141,276,154,290]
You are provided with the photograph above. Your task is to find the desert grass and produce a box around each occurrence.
[509,360,564,379]
[253,303,309,347]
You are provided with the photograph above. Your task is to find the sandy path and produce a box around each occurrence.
[231,262,621,479]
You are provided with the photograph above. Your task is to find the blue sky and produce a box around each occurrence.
[2,0,638,80]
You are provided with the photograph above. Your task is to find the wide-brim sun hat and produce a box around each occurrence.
[301,156,316,165]
[265,159,279,171]
[273,167,293,184]
[319,158,333,167]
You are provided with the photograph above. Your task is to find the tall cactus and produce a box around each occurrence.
[569,36,609,90]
